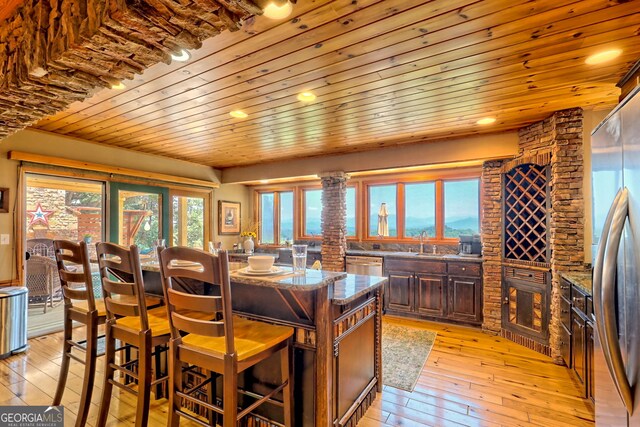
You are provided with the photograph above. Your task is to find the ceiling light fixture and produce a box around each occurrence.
[585,49,623,65]
[230,110,248,119]
[262,1,293,19]
[111,82,126,90]
[171,49,191,62]
[297,91,316,102]
[476,117,496,125]
[260,180,269,184]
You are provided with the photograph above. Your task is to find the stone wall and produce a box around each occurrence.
[480,160,503,333]
[26,187,77,240]
[320,173,348,272]
[483,108,585,359]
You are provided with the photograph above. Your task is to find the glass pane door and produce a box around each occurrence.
[171,192,209,250]
[110,183,169,255]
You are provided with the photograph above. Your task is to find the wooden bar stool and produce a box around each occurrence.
[52,240,106,427]
[95,242,171,427]
[158,247,294,427]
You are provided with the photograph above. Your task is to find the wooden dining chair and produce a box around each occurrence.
[95,242,171,427]
[52,239,106,427]
[158,247,294,427]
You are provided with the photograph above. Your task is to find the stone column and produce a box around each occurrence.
[320,172,348,272]
[549,107,585,361]
[481,160,503,333]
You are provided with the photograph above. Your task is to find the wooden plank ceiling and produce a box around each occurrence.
[31,0,640,169]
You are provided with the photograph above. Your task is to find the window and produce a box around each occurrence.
[404,182,435,237]
[303,187,357,238]
[346,187,356,237]
[260,193,275,244]
[303,189,322,236]
[368,184,397,237]
[444,179,480,237]
[280,192,294,242]
[364,174,480,241]
[259,191,293,245]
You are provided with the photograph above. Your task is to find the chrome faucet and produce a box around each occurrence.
[419,231,428,254]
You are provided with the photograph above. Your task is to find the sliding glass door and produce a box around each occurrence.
[170,190,210,250]
[109,182,169,253]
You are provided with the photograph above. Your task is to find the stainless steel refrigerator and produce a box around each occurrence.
[591,85,640,426]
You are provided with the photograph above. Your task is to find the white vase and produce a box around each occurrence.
[243,237,254,254]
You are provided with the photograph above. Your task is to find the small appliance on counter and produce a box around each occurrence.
[458,234,481,257]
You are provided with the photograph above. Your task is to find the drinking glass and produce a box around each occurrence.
[292,244,307,274]
[150,239,166,262]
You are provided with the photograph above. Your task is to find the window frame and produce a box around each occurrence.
[253,168,481,247]
[442,177,481,240]
[169,188,213,250]
[298,183,360,241]
[362,170,481,244]
[254,187,296,246]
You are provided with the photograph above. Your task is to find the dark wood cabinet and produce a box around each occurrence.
[415,273,446,317]
[448,275,482,323]
[384,258,482,326]
[571,308,587,391]
[559,323,571,368]
[387,271,413,312]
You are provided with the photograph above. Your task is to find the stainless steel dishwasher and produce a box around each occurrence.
[345,256,384,276]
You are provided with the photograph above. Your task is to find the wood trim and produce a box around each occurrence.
[8,151,219,189]
[501,150,552,173]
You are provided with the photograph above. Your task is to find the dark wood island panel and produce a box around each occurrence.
[142,265,386,427]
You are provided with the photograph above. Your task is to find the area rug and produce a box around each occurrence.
[382,323,437,392]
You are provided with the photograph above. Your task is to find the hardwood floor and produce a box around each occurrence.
[0,317,593,426]
[363,317,595,427]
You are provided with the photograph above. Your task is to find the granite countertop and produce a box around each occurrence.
[383,252,484,263]
[230,267,346,291]
[560,271,592,295]
[143,261,347,291]
[332,274,387,305]
[277,247,483,262]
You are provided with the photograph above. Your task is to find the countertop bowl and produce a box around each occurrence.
[248,255,275,272]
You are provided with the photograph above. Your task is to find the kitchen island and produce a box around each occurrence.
[141,263,386,427]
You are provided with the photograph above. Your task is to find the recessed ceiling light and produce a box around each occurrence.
[260,180,269,184]
[477,117,496,125]
[585,49,623,65]
[297,91,316,102]
[171,49,191,62]
[111,82,126,90]
[230,110,248,119]
[262,1,293,19]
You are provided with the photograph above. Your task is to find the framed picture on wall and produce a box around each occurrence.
[218,200,240,235]
[0,188,8,213]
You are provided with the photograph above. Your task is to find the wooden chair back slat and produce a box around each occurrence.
[96,242,148,330]
[102,278,136,296]
[158,247,235,355]
[105,298,140,318]
[171,312,225,337]
[53,240,97,311]
[166,288,223,313]
[58,269,88,284]
[63,287,88,301]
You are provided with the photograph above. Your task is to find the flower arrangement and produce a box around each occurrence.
[240,219,260,239]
